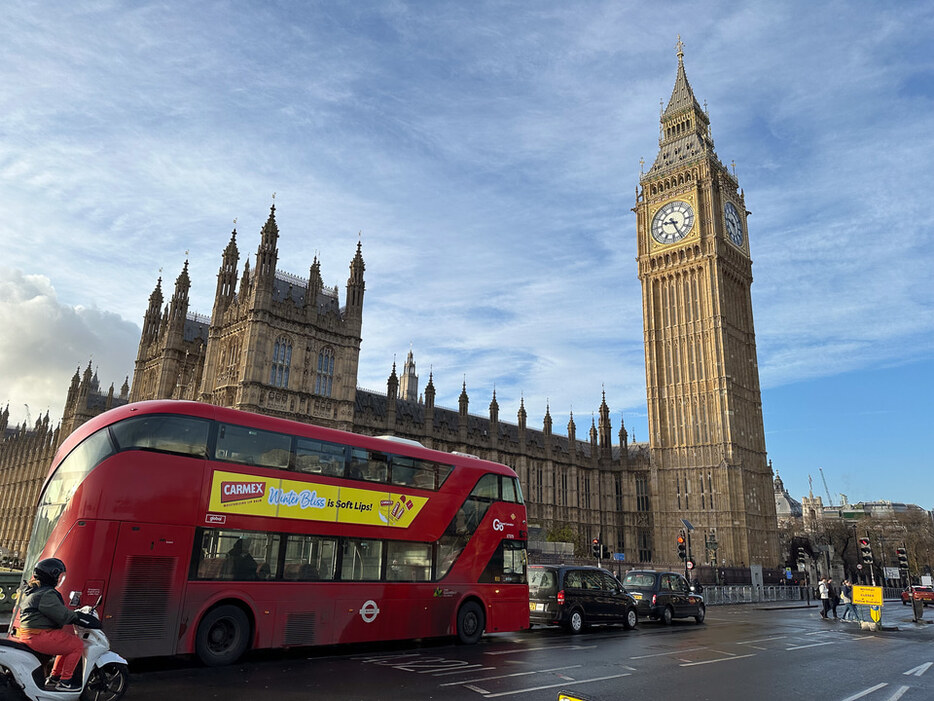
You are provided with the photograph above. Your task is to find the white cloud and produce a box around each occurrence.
[0,268,138,426]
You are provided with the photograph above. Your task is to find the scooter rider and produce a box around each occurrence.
[15,557,98,691]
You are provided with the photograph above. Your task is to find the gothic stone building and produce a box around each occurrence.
[1,46,779,568]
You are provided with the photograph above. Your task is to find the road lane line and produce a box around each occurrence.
[630,646,708,659]
[679,653,755,667]
[485,645,596,655]
[841,683,888,701]
[736,635,787,645]
[480,673,632,698]
[886,686,910,701]
[903,662,933,676]
[439,666,583,686]
[431,666,497,676]
[786,641,835,650]
[465,684,490,694]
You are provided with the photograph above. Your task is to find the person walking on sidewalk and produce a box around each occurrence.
[819,578,830,618]
[827,578,840,618]
[840,580,861,622]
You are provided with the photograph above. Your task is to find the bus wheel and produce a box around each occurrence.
[195,604,250,666]
[456,601,485,645]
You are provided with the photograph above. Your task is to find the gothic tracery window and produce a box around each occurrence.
[315,347,334,397]
[270,337,292,388]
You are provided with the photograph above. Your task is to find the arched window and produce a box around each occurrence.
[315,347,334,397]
[270,337,292,388]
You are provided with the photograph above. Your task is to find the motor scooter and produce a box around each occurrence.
[0,599,127,701]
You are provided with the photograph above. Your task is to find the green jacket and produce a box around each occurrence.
[19,582,78,630]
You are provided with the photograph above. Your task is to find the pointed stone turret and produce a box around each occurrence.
[255,204,279,283]
[598,390,612,460]
[140,277,164,347]
[345,239,365,322]
[305,255,322,314]
[387,362,399,400]
[213,228,239,318]
[568,410,577,456]
[543,402,552,437]
[399,348,418,402]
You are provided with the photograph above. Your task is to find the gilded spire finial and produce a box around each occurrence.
[676,35,685,63]
[731,160,737,177]
[639,157,645,175]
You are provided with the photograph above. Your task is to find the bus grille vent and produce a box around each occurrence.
[284,612,317,646]
[113,556,176,641]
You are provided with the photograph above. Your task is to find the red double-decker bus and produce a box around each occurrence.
[10,400,529,664]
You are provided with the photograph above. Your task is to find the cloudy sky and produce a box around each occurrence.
[1,1,932,507]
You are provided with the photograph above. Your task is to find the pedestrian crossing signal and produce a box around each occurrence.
[859,537,873,565]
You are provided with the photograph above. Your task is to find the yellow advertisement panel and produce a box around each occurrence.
[208,470,428,528]
[852,585,883,606]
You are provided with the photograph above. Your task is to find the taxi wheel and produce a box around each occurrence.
[695,604,706,624]
[567,609,585,634]
[661,606,673,625]
[623,607,638,630]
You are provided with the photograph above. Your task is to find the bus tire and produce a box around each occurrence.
[456,601,485,645]
[195,604,250,666]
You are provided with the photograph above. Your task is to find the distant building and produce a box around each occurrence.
[773,472,803,525]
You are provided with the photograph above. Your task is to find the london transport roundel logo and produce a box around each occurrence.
[359,600,380,623]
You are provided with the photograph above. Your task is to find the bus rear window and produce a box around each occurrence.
[111,415,209,458]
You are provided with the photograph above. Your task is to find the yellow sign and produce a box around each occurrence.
[870,605,881,623]
[208,470,428,528]
[852,585,883,606]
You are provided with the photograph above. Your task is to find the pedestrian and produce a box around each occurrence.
[827,578,839,618]
[840,579,860,622]
[818,577,830,618]
[223,538,258,580]
[14,558,87,690]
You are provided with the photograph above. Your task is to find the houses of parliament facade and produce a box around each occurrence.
[0,47,780,570]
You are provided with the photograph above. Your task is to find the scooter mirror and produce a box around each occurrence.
[69,590,82,606]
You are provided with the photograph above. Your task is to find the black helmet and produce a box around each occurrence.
[34,557,66,586]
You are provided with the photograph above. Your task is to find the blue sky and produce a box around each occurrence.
[1,1,932,508]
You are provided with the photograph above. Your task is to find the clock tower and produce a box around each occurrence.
[634,40,779,567]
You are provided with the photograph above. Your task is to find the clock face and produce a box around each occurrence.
[724,201,744,246]
[651,200,695,244]
[652,200,694,243]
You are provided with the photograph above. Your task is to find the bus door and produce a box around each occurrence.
[105,522,192,659]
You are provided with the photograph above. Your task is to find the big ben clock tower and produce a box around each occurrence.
[634,39,779,567]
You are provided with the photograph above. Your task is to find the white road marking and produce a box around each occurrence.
[480,673,632,698]
[679,653,756,667]
[439,666,583,686]
[629,646,708,659]
[886,686,911,701]
[903,662,933,677]
[433,666,497,676]
[786,641,835,650]
[736,635,787,645]
[485,645,596,655]
[841,683,888,701]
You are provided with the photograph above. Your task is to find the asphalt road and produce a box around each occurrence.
[117,603,934,701]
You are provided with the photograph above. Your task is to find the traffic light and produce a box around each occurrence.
[677,531,687,561]
[859,537,873,564]
[897,547,909,570]
[592,537,601,558]
[796,547,806,566]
